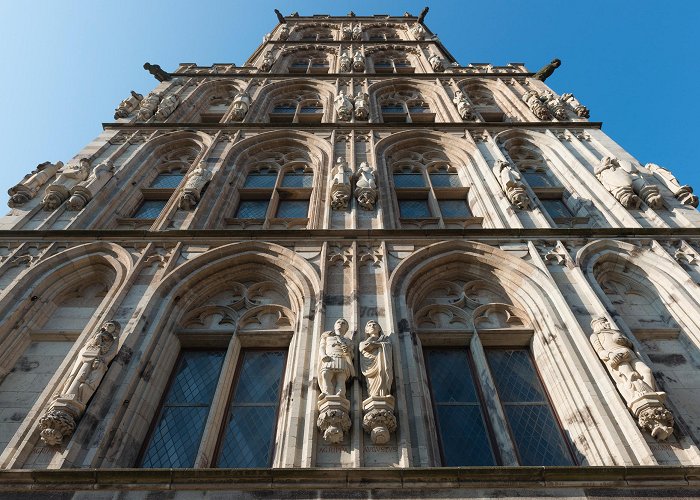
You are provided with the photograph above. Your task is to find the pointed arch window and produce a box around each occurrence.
[373,54,414,74]
[270,94,324,124]
[379,91,434,124]
[288,54,330,74]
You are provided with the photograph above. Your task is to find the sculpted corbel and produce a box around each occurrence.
[522,90,551,120]
[561,93,590,118]
[330,157,352,210]
[429,53,445,72]
[39,321,121,445]
[590,317,674,440]
[647,163,699,207]
[493,160,530,209]
[7,161,63,208]
[135,92,161,121]
[452,90,475,120]
[113,90,143,119]
[261,50,275,72]
[542,92,568,120]
[339,51,352,72]
[334,91,354,121]
[154,93,180,121]
[42,158,91,211]
[230,92,252,121]
[68,160,114,211]
[179,161,213,210]
[352,50,366,72]
[354,161,378,210]
[354,91,369,120]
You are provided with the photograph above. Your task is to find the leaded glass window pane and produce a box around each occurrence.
[394,173,425,188]
[281,172,313,188]
[523,171,556,188]
[425,350,495,466]
[399,199,431,218]
[133,200,166,219]
[381,105,404,114]
[430,173,462,188]
[236,200,269,219]
[244,172,277,188]
[140,351,225,468]
[438,200,471,218]
[276,200,309,218]
[300,105,322,114]
[486,349,573,466]
[216,350,286,468]
[150,173,184,189]
[541,199,573,219]
[272,105,297,114]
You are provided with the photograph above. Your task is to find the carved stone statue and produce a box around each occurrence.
[522,90,551,120]
[154,93,179,121]
[493,160,530,210]
[411,23,425,40]
[330,157,352,210]
[561,93,590,118]
[339,51,352,72]
[261,50,274,72]
[647,163,699,207]
[114,91,143,119]
[179,162,213,210]
[136,92,161,121]
[42,159,91,211]
[334,91,354,121]
[354,91,369,120]
[452,90,475,120]
[429,53,445,72]
[354,161,378,210]
[352,50,366,72]
[590,317,674,440]
[7,161,63,208]
[533,58,561,82]
[39,321,121,445]
[278,25,290,41]
[342,25,352,40]
[274,8,286,24]
[352,24,362,41]
[230,92,252,121]
[68,160,114,211]
[596,157,662,209]
[143,62,171,82]
[263,33,271,44]
[542,92,568,120]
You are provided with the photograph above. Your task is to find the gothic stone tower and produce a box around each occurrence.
[1,9,700,499]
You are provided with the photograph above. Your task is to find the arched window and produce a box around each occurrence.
[462,83,507,123]
[367,27,399,41]
[296,27,334,41]
[371,51,414,74]
[269,91,324,124]
[288,51,330,74]
[197,87,238,123]
[379,90,434,123]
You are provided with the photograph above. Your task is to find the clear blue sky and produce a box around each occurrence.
[1,0,698,209]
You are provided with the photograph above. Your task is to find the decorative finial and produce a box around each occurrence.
[533,58,561,82]
[418,7,429,24]
[274,9,286,23]
[143,63,171,82]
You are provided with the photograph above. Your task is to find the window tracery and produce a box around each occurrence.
[378,90,434,123]
[269,90,324,123]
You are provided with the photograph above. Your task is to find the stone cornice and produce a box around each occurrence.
[171,71,533,78]
[102,121,602,130]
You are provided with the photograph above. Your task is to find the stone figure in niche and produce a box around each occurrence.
[339,51,352,72]
[38,321,121,445]
[68,160,114,211]
[154,93,180,121]
[354,161,378,210]
[411,23,425,40]
[230,92,252,121]
[342,25,352,40]
[452,90,475,120]
[278,25,290,41]
[542,92,568,120]
[352,50,366,72]
[647,163,699,207]
[334,91,354,121]
[354,91,369,120]
[596,157,662,209]
[136,92,161,121]
[352,24,362,40]
[429,53,445,72]
[590,317,674,440]
[533,58,561,82]
[114,91,143,119]
[179,162,213,210]
[261,50,274,72]
[7,161,63,208]
[493,160,530,210]
[42,158,91,211]
[561,93,590,118]
[522,90,551,120]
[330,157,352,210]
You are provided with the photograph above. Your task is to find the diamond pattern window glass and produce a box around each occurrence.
[133,200,166,219]
[399,199,431,218]
[236,200,269,219]
[541,199,573,219]
[150,173,185,189]
[140,351,225,468]
[430,172,462,188]
[394,173,425,188]
[216,350,286,468]
[276,200,309,218]
[438,200,470,218]
[244,171,277,188]
[523,171,556,188]
[281,172,313,188]
[486,349,574,466]
[425,349,496,466]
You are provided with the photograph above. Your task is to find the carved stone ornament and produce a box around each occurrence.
[352,24,362,40]
[342,25,352,40]
[452,90,475,120]
[410,23,425,40]
[354,91,369,120]
[522,90,551,120]
[352,50,366,72]
[7,161,63,208]
[339,51,352,72]
[154,93,180,121]
[135,92,161,121]
[179,162,213,210]
[589,317,674,440]
[561,93,590,118]
[429,53,445,72]
[230,92,252,121]
[596,157,662,209]
[39,321,121,445]
[330,157,352,210]
[533,58,561,82]
[354,161,378,210]
[114,90,143,119]
[493,160,530,209]
[542,92,568,120]
[279,25,290,41]
[68,160,114,211]
[317,318,354,443]
[42,158,91,211]
[647,163,699,207]
[261,50,275,72]
[334,91,354,121]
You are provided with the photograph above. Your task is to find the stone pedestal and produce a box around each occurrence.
[362,395,397,445]
[317,395,351,444]
[630,392,674,441]
[38,395,86,446]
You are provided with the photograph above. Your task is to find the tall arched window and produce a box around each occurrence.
[461,83,507,123]
[379,90,434,123]
[269,91,324,124]
[371,51,414,74]
[367,27,399,41]
[288,51,330,74]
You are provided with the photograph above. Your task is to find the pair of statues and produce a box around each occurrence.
[339,51,366,73]
[330,157,378,210]
[334,91,369,121]
[595,156,663,209]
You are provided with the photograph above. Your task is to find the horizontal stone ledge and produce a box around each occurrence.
[172,71,533,78]
[103,121,601,129]
[0,466,698,491]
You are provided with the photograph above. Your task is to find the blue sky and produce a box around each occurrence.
[1,0,698,209]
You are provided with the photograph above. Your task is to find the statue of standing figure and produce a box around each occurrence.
[452,90,475,120]
[330,157,352,210]
[354,162,378,210]
[352,50,366,72]
[136,92,161,121]
[354,91,369,120]
[493,160,530,210]
[154,93,180,121]
[334,91,354,121]
[647,163,699,207]
[42,159,91,210]
[7,161,63,207]
[339,52,352,72]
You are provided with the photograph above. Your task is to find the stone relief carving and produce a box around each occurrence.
[522,90,551,120]
[410,23,425,40]
[542,92,568,120]
[330,157,352,210]
[360,320,396,445]
[596,157,662,209]
[279,25,290,41]
[341,25,352,40]
[354,91,369,120]
[354,161,378,210]
[352,50,366,72]
[428,53,445,72]
[230,92,252,121]
[334,91,354,121]
[352,24,362,40]
[179,162,213,210]
[113,91,143,119]
[317,318,354,443]
[68,160,114,211]
[339,51,352,72]
[136,92,161,121]
[42,158,91,211]
[39,321,121,445]
[452,90,475,120]
[647,163,699,207]
[590,317,674,440]
[154,93,179,121]
[561,93,590,118]
[7,161,63,207]
[493,160,531,209]
[261,50,274,72]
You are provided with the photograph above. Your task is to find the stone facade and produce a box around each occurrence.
[0,10,700,499]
